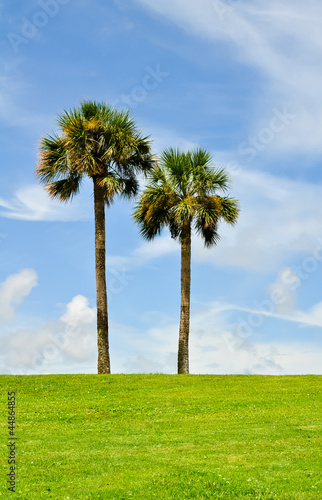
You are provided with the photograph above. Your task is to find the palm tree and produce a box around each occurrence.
[36,100,155,374]
[134,148,239,374]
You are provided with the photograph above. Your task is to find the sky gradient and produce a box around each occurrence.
[1,0,322,375]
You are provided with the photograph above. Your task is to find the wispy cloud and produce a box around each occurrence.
[135,0,322,153]
[0,184,92,221]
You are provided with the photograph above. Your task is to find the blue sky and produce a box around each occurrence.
[1,0,322,375]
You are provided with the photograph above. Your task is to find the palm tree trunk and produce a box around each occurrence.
[178,224,191,374]
[93,177,110,374]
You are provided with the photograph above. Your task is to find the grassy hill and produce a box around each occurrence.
[0,374,321,499]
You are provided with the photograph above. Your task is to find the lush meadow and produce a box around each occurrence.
[1,375,321,499]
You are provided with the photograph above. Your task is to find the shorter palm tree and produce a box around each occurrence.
[134,148,239,374]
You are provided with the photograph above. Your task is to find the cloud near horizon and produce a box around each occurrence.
[115,297,322,375]
[1,294,97,374]
[109,266,322,375]
[1,272,321,375]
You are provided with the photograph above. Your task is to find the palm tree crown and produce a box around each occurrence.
[134,147,239,374]
[36,100,155,374]
[134,147,239,245]
[37,100,154,204]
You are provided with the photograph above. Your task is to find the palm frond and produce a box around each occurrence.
[46,173,82,201]
[194,199,221,247]
[219,197,240,224]
[80,100,114,122]
[98,173,123,204]
[173,197,196,224]
[160,148,190,195]
[134,146,239,247]
[121,177,139,199]
[133,182,178,240]
[99,171,139,204]
[188,148,213,171]
[37,100,154,207]
[195,222,221,247]
[36,135,69,183]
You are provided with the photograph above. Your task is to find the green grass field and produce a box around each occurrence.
[0,375,321,499]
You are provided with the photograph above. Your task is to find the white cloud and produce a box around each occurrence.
[135,0,322,153]
[0,269,38,320]
[268,267,298,315]
[4,327,58,370]
[1,286,321,375]
[58,295,97,361]
[1,294,97,374]
[0,184,92,221]
[124,354,167,374]
[61,295,96,327]
[191,335,322,375]
[111,319,179,374]
[112,300,322,375]
[110,266,322,375]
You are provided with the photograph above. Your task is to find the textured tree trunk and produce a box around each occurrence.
[93,177,110,374]
[178,224,191,374]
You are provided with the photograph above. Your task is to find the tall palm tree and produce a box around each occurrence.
[134,148,239,374]
[36,100,155,374]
